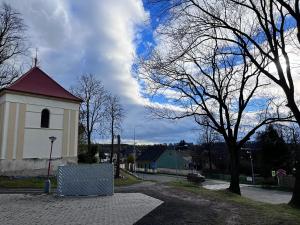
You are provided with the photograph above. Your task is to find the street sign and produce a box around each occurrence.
[271,170,276,177]
[246,177,253,182]
[276,169,287,177]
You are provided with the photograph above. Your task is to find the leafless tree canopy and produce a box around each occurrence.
[145,0,300,205]
[105,94,125,163]
[71,74,107,152]
[198,117,221,145]
[71,74,125,161]
[0,3,27,88]
[105,94,124,135]
[141,0,295,194]
[156,0,300,123]
[142,39,289,145]
[198,116,221,171]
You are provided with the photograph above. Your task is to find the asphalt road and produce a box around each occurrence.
[134,172,292,204]
[116,182,241,225]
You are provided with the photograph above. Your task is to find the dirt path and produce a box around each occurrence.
[134,172,292,204]
[116,182,298,225]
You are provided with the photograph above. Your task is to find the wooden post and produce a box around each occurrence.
[115,135,121,178]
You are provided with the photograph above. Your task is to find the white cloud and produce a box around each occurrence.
[3,0,198,143]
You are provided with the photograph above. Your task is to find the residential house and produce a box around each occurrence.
[136,149,192,174]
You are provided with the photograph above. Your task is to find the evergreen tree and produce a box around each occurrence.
[256,125,289,177]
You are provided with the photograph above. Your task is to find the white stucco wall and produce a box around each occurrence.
[0,92,80,160]
[23,129,63,158]
[3,93,79,111]
[0,101,9,159]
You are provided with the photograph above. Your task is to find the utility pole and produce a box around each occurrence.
[115,135,121,178]
[133,127,136,172]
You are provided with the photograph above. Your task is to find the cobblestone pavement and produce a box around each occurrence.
[0,193,163,225]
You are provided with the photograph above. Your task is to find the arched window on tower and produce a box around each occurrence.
[41,109,50,128]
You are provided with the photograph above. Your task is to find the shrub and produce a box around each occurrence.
[77,144,98,163]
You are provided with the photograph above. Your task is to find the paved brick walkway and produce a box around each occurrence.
[0,193,163,225]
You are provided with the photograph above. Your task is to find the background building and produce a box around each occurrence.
[136,149,192,174]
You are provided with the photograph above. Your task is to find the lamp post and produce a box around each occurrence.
[44,136,56,193]
[247,150,255,185]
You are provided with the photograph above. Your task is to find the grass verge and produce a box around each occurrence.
[0,170,141,189]
[114,170,142,187]
[169,180,300,224]
[0,176,57,189]
[259,185,293,192]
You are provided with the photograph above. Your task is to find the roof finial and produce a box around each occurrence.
[34,48,38,67]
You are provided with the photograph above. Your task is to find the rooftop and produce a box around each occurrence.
[1,67,82,102]
[136,149,165,162]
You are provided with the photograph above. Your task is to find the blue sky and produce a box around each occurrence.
[3,0,199,144]
[136,1,169,56]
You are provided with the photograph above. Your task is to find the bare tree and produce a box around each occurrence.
[288,124,300,148]
[105,94,124,163]
[0,3,27,88]
[71,74,107,154]
[198,117,221,172]
[141,28,291,194]
[277,0,300,43]
[273,123,300,171]
[148,0,300,207]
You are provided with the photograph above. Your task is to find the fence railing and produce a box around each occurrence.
[57,163,114,196]
[278,175,295,189]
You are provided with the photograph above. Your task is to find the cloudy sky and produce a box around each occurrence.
[4,0,199,144]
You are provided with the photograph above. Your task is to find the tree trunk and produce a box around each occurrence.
[115,135,121,178]
[287,97,300,207]
[87,132,91,154]
[110,117,114,163]
[110,134,114,163]
[290,152,300,207]
[86,102,91,154]
[228,145,241,195]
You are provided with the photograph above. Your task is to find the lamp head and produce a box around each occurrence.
[49,136,57,142]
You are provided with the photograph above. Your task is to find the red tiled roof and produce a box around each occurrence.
[1,67,82,102]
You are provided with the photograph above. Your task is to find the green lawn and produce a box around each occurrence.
[0,169,140,189]
[169,181,300,224]
[114,170,141,187]
[0,176,57,189]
